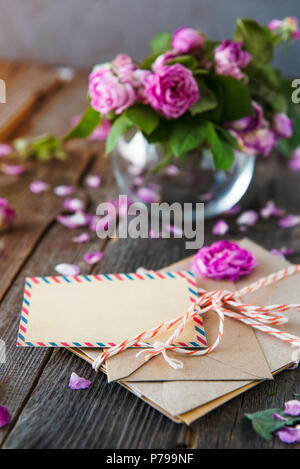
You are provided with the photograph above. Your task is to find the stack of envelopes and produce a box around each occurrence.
[70,239,300,424]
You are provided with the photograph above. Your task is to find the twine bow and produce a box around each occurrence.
[93,264,300,371]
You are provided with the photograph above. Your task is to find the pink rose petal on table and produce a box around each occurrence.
[284,400,300,416]
[56,212,92,229]
[279,215,300,228]
[225,204,241,216]
[212,219,229,236]
[72,232,90,243]
[54,185,75,196]
[63,198,84,212]
[270,249,285,259]
[0,198,16,231]
[29,180,49,194]
[85,175,101,188]
[165,165,180,176]
[137,187,159,203]
[83,251,103,265]
[0,406,11,428]
[237,210,259,226]
[276,426,300,444]
[281,247,294,256]
[55,263,81,276]
[69,372,91,390]
[149,229,161,238]
[0,143,12,157]
[164,224,183,236]
[2,164,25,176]
[260,200,284,219]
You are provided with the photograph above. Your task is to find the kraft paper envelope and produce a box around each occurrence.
[17,270,207,348]
[71,239,300,424]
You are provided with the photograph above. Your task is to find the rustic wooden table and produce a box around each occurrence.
[0,61,299,449]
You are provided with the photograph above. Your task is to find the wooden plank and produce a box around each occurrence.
[0,61,66,141]
[0,149,120,447]
[0,72,92,303]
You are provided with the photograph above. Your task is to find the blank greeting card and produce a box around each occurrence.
[17,271,206,348]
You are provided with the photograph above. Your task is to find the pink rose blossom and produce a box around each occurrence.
[192,240,257,282]
[214,40,251,80]
[276,426,300,444]
[29,180,49,194]
[268,17,300,41]
[89,67,136,115]
[284,400,300,416]
[241,128,276,157]
[145,64,199,119]
[227,101,263,133]
[237,210,259,226]
[268,19,283,31]
[69,372,91,390]
[279,215,300,228]
[55,263,81,276]
[83,250,103,265]
[112,54,136,84]
[273,113,293,139]
[0,143,12,157]
[289,148,300,171]
[212,219,229,236]
[152,51,179,72]
[63,198,84,212]
[0,198,15,231]
[85,174,101,188]
[0,406,11,428]
[54,185,75,196]
[1,164,25,176]
[56,212,92,229]
[172,27,204,53]
[132,69,153,104]
[72,232,90,243]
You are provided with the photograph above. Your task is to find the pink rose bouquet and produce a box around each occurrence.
[67,17,300,170]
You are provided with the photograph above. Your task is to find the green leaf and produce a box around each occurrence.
[140,53,160,70]
[207,123,235,170]
[245,408,300,441]
[13,134,67,161]
[144,120,174,144]
[150,32,172,54]
[105,115,132,155]
[234,18,274,65]
[215,75,253,122]
[170,120,208,157]
[166,55,198,70]
[125,104,159,135]
[64,107,101,140]
[190,79,218,115]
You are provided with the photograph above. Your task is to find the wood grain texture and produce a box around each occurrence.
[1,61,300,449]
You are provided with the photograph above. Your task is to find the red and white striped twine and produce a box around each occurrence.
[93,264,300,371]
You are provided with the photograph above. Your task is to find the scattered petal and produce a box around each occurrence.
[0,198,16,231]
[63,198,84,212]
[165,165,179,176]
[0,406,11,428]
[55,263,80,276]
[133,176,144,186]
[164,223,183,236]
[69,372,91,390]
[260,200,284,219]
[29,180,49,194]
[279,215,300,228]
[2,164,25,176]
[284,400,300,417]
[56,212,92,229]
[85,175,101,188]
[281,247,294,256]
[0,143,12,157]
[270,249,285,259]
[83,251,103,265]
[212,219,229,236]
[237,210,259,226]
[276,425,300,444]
[54,185,75,196]
[72,232,90,243]
[137,187,160,203]
[225,204,241,216]
[149,229,161,238]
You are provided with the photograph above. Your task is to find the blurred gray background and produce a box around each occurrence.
[0,0,299,74]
